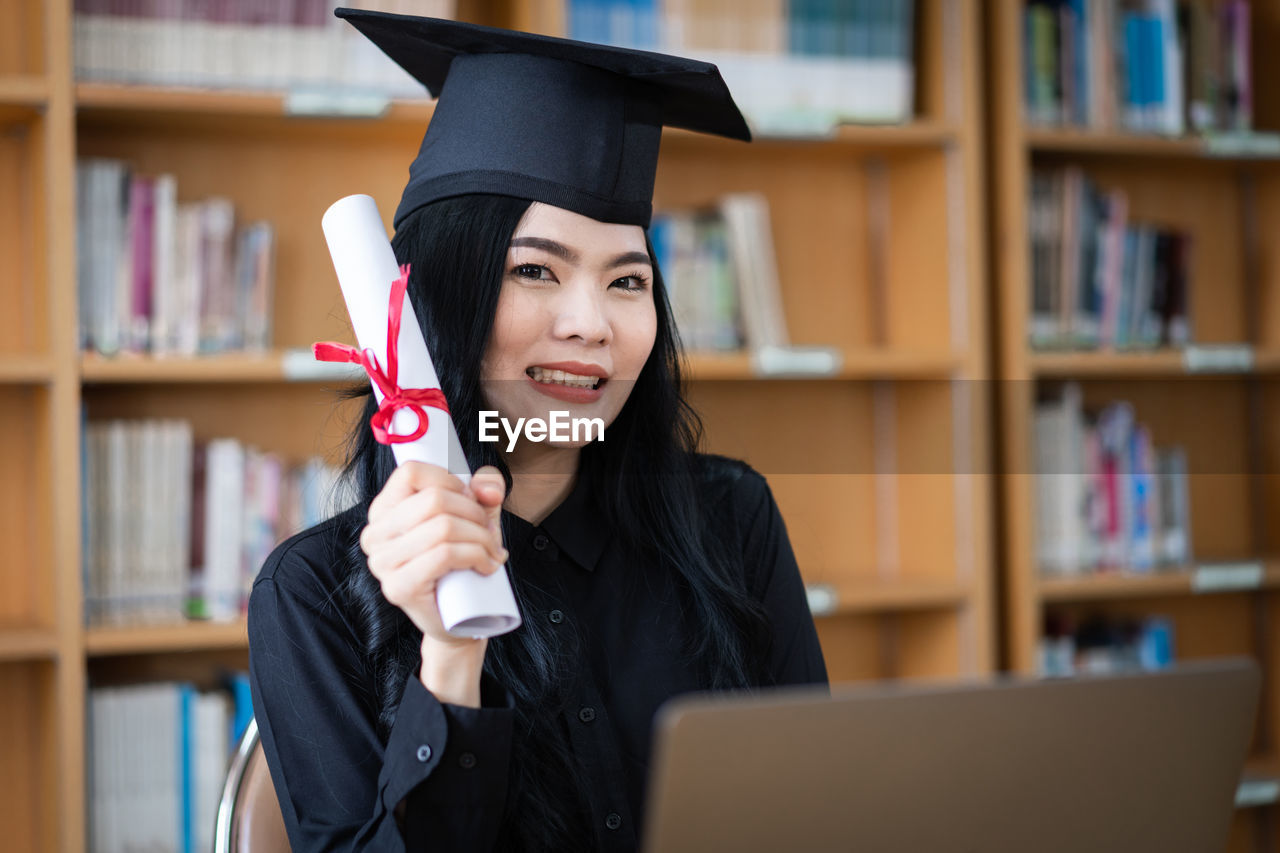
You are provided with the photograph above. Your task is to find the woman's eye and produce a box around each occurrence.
[611,274,649,292]
[514,264,553,280]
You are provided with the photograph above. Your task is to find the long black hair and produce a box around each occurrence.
[335,193,773,851]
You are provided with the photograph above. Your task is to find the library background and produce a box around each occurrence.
[2,0,1279,850]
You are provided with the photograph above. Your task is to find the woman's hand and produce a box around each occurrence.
[361,461,508,649]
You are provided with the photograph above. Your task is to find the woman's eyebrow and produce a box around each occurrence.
[510,236,578,263]
[510,238,650,271]
[606,251,653,269]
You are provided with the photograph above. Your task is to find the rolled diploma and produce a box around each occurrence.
[321,193,521,639]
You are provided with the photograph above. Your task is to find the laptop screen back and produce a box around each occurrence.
[643,659,1259,853]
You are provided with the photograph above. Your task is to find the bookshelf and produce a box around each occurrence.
[2,1,993,850]
[85,620,249,657]
[988,1,1280,847]
[1,0,79,851]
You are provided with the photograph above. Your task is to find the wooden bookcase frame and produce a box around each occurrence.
[987,1,1280,848]
[1,1,992,849]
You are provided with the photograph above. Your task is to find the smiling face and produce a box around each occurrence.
[480,202,658,452]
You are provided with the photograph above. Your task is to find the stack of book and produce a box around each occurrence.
[73,0,454,96]
[566,0,916,129]
[1040,611,1175,676]
[1034,383,1191,576]
[1024,0,1251,134]
[83,419,346,626]
[77,158,276,358]
[88,674,253,853]
[651,192,789,352]
[1028,166,1190,351]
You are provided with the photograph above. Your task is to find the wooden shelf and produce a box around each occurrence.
[1026,126,1280,161]
[1031,350,1189,377]
[691,348,962,379]
[0,628,59,662]
[668,119,961,153]
[0,355,53,383]
[1040,562,1280,603]
[80,350,363,383]
[688,349,964,380]
[80,349,964,384]
[76,82,434,123]
[85,620,248,656]
[1030,349,1280,377]
[0,75,48,122]
[808,578,970,617]
[75,83,959,153]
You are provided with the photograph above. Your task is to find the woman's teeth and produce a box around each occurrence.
[527,367,601,389]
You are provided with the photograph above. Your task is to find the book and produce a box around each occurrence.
[89,679,240,853]
[1033,389,1192,575]
[74,0,452,94]
[76,160,280,358]
[719,192,789,350]
[1023,0,1250,133]
[1028,167,1190,351]
[83,418,344,625]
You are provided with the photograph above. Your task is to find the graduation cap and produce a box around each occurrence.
[334,9,752,229]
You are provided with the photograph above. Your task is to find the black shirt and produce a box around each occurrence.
[248,453,828,851]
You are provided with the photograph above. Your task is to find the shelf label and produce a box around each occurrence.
[1182,344,1254,374]
[281,348,365,381]
[1191,562,1264,593]
[752,345,842,377]
[751,113,840,139]
[1204,131,1280,158]
[1235,778,1280,808]
[285,90,391,118]
[805,583,839,616]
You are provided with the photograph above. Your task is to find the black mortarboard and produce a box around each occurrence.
[334,9,752,229]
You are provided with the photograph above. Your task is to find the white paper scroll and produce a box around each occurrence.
[321,194,521,639]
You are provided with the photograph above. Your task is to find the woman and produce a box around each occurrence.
[248,10,827,853]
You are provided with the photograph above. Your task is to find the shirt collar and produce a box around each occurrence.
[503,470,610,572]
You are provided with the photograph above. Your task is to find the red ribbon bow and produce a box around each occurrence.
[313,263,450,445]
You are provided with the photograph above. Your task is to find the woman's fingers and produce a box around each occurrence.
[361,462,512,643]
[367,461,464,522]
[363,484,491,551]
[470,465,508,541]
[367,513,508,576]
[378,542,505,609]
[470,465,506,507]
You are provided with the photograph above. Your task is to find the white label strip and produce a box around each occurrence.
[1191,562,1265,593]
[805,583,839,616]
[281,348,365,382]
[1183,344,1254,373]
[284,90,390,118]
[1235,779,1280,808]
[752,345,842,377]
[1205,131,1280,158]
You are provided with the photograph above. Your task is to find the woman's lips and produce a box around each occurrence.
[525,372,607,403]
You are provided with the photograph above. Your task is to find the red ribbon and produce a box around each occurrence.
[313,263,450,445]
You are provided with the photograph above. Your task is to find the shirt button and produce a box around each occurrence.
[578,707,596,723]
[459,752,477,770]
[416,744,432,763]
[549,609,564,624]
[605,813,622,831]
[532,533,549,551]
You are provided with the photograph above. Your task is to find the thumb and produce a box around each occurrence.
[470,465,507,537]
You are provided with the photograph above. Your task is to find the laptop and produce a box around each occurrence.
[642,658,1259,853]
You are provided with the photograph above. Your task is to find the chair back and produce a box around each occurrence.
[213,717,290,853]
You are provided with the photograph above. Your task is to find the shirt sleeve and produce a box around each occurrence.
[735,469,830,689]
[247,539,517,852]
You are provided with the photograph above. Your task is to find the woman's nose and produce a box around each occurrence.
[551,280,611,344]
